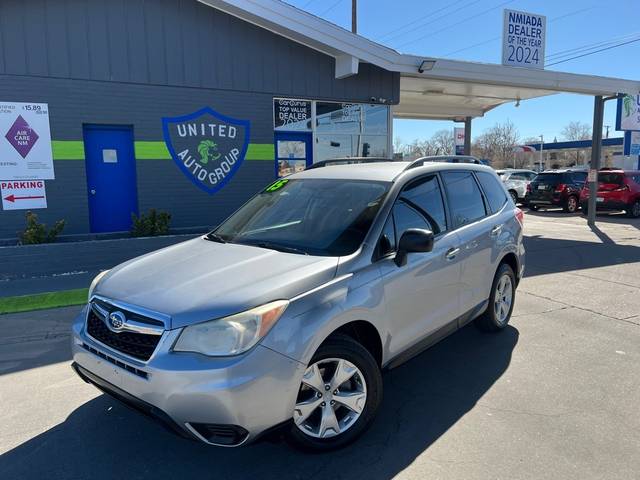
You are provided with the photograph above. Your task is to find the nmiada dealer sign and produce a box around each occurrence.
[0,102,54,180]
[502,9,546,69]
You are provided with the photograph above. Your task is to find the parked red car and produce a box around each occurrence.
[579,169,640,218]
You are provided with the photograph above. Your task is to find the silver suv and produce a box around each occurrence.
[71,161,525,451]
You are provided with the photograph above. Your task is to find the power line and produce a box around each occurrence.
[441,6,595,58]
[546,36,640,66]
[396,0,516,50]
[319,0,345,16]
[375,0,472,41]
[546,31,640,60]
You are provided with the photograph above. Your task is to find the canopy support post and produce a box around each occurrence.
[588,95,605,227]
[464,116,472,156]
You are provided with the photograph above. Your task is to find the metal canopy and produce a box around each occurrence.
[202,0,640,121]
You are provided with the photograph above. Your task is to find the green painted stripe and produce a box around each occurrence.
[135,141,171,159]
[52,141,85,160]
[0,288,88,315]
[52,141,274,161]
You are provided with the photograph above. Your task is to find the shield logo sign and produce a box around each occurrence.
[162,107,250,195]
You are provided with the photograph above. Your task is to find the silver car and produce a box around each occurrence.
[71,161,525,451]
[497,169,538,203]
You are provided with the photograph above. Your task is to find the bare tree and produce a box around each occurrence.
[431,129,455,155]
[561,121,591,165]
[472,120,520,168]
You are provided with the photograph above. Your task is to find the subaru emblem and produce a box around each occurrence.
[108,311,126,331]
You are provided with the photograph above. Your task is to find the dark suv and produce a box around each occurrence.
[525,170,588,213]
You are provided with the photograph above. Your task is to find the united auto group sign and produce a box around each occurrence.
[162,107,250,194]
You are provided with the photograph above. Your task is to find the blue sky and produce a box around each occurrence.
[285,0,639,144]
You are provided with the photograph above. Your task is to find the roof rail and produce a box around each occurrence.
[306,157,392,169]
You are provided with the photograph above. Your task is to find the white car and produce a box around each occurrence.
[496,169,537,204]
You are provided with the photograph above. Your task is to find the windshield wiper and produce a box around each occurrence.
[240,241,308,255]
[204,232,227,243]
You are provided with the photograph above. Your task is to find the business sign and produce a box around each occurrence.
[502,9,546,69]
[0,102,54,180]
[1,179,47,210]
[162,107,250,195]
[623,130,640,156]
[616,94,640,131]
[454,127,465,155]
[274,99,311,131]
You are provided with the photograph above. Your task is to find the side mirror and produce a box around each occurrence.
[395,228,434,267]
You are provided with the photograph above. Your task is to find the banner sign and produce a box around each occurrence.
[454,127,465,155]
[1,179,47,210]
[274,99,311,131]
[502,9,546,69]
[616,94,640,131]
[623,130,640,156]
[162,107,250,195]
[0,102,54,180]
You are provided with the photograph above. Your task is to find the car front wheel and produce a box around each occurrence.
[509,190,518,204]
[627,200,640,218]
[564,195,579,213]
[286,334,382,451]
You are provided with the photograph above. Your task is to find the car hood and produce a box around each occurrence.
[94,237,339,328]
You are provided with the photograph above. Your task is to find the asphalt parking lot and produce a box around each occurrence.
[1,211,639,480]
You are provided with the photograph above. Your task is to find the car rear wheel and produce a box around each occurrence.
[564,195,579,213]
[475,263,516,333]
[627,200,640,218]
[286,334,382,451]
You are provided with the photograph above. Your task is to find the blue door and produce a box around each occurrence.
[83,125,138,233]
[274,131,313,178]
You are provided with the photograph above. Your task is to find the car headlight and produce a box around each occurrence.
[88,270,110,300]
[173,300,289,356]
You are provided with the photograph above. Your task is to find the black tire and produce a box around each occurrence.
[626,200,640,218]
[286,334,382,452]
[475,263,516,333]
[528,204,538,211]
[509,190,518,204]
[563,195,579,213]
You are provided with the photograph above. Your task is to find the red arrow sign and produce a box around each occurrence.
[4,194,45,203]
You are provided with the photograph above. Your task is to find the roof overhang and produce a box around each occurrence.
[199,0,640,120]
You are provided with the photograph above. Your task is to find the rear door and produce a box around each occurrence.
[379,174,462,358]
[440,170,493,314]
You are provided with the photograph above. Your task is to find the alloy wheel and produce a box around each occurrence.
[567,196,578,212]
[494,274,513,324]
[632,201,640,218]
[293,358,367,439]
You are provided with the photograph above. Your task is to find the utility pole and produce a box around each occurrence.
[351,0,357,34]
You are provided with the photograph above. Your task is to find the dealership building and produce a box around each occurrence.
[0,0,638,241]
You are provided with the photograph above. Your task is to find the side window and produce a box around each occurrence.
[441,171,487,229]
[633,175,640,185]
[398,175,447,234]
[476,171,508,213]
[377,215,396,257]
[393,202,430,237]
[526,172,537,180]
[509,174,526,181]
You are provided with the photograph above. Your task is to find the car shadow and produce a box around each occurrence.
[0,324,518,480]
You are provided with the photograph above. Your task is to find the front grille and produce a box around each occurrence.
[86,310,161,361]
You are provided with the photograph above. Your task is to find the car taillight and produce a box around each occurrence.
[526,184,532,193]
[555,183,567,193]
[515,207,524,227]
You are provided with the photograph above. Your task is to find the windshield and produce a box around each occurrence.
[213,178,390,256]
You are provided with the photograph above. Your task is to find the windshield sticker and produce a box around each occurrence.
[264,179,289,193]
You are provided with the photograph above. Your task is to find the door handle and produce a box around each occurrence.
[490,224,502,237]
[445,247,460,260]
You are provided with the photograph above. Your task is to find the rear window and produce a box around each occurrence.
[533,173,562,184]
[476,171,508,213]
[599,173,624,185]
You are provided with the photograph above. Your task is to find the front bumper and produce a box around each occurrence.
[71,306,305,446]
